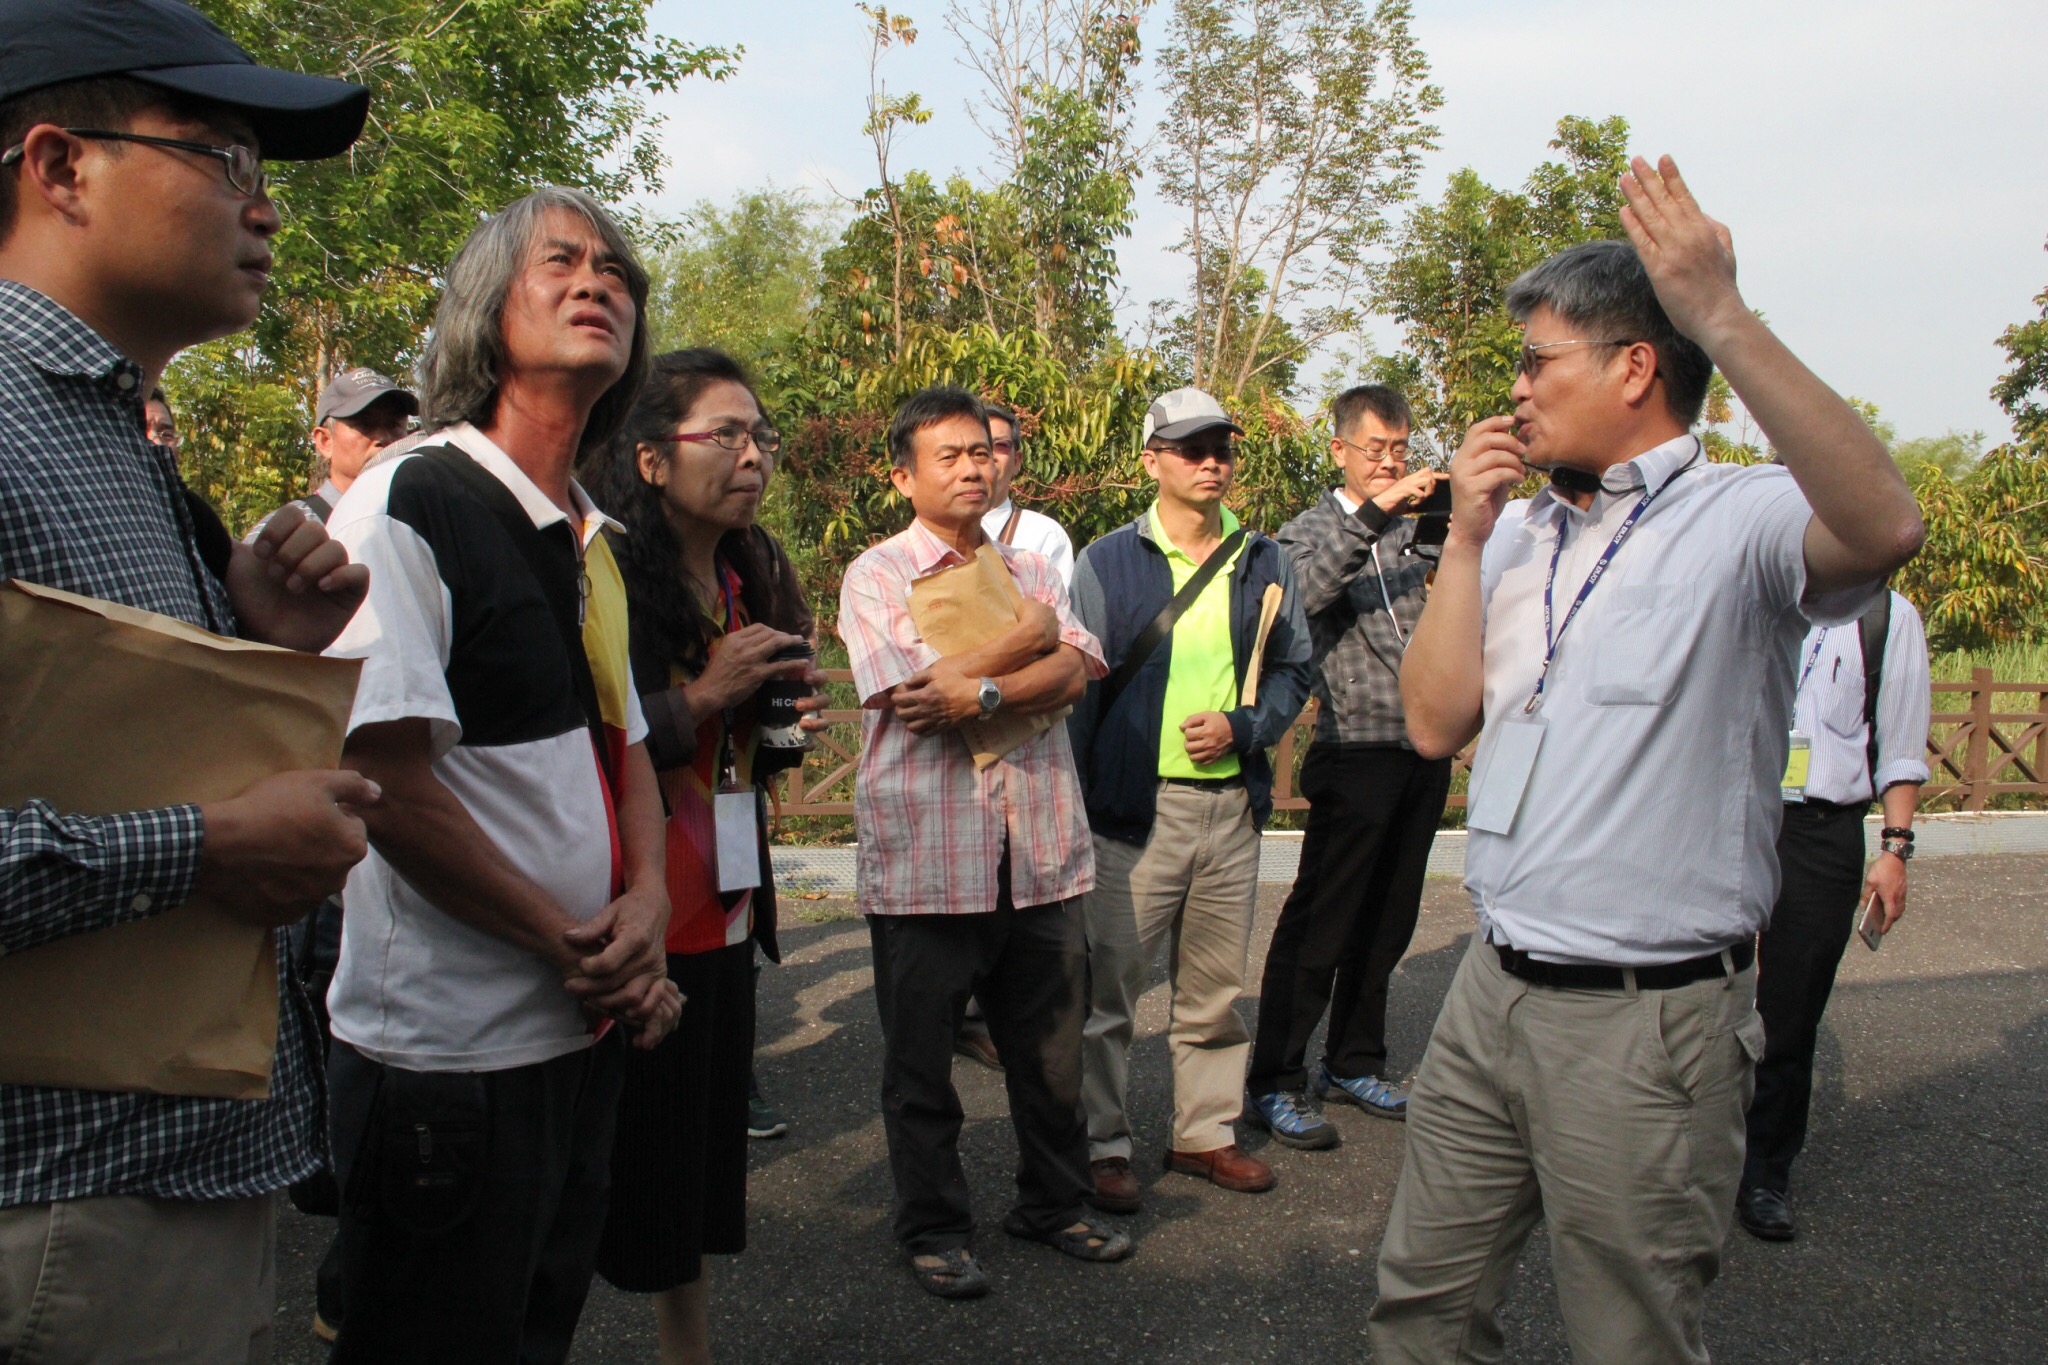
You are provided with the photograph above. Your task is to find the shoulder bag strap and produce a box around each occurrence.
[999,505,1023,546]
[1099,527,1246,716]
[300,491,333,525]
[418,445,617,791]
[1858,589,1891,791]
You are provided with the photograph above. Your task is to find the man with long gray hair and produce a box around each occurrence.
[1375,159,1923,1361]
[319,186,680,1363]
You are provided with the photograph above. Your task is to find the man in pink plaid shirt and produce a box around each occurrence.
[837,386,1130,1300]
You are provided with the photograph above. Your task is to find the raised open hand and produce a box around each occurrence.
[1617,155,1744,345]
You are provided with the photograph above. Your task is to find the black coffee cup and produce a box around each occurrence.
[756,642,815,760]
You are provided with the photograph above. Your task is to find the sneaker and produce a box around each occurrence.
[747,1072,788,1140]
[1247,1090,1340,1150]
[1319,1064,1408,1120]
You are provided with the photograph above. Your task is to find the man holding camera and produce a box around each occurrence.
[1245,384,1450,1150]
[1375,158,1924,1361]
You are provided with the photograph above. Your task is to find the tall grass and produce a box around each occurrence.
[1930,639,2048,683]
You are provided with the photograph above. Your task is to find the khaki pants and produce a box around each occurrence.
[1082,782,1261,1159]
[1370,934,1765,1365]
[0,1192,277,1364]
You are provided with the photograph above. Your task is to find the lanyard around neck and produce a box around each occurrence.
[1796,630,1829,696]
[1526,441,1700,714]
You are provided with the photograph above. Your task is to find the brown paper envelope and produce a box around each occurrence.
[1241,583,1285,707]
[0,581,361,1099]
[906,547,1067,769]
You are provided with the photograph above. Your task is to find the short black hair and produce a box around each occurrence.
[982,399,1017,432]
[1505,240,1714,427]
[0,76,205,242]
[147,386,170,408]
[887,385,989,470]
[1331,384,1411,440]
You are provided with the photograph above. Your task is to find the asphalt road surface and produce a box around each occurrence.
[275,853,2048,1363]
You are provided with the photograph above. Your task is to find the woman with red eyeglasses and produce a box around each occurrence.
[581,349,821,1363]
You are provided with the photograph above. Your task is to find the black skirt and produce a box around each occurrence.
[595,941,755,1292]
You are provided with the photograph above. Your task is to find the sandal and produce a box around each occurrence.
[1001,1212,1134,1263]
[904,1246,991,1299]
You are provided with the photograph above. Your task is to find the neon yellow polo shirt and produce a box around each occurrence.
[1151,502,1244,779]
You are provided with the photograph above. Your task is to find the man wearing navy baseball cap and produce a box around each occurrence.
[0,2,369,1359]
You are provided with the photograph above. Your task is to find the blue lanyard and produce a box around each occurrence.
[1795,630,1829,696]
[1526,446,1699,713]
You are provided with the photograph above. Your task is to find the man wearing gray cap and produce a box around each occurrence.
[249,367,417,539]
[1067,386,1312,1212]
[0,0,371,1358]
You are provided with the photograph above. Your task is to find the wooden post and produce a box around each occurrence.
[1965,666,1994,812]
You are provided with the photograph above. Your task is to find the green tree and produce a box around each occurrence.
[1373,115,1629,445]
[1990,239,2048,443]
[168,0,734,529]
[642,189,837,366]
[1155,0,1441,399]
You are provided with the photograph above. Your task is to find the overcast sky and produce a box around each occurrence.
[637,0,2048,444]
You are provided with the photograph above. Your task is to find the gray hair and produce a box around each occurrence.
[1504,239,1713,427]
[416,186,651,454]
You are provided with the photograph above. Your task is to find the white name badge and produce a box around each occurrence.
[1781,729,1811,804]
[715,789,763,893]
[1466,716,1546,836]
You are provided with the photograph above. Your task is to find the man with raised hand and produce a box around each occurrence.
[0,1,374,1358]
[320,188,680,1363]
[1067,387,1313,1212]
[1371,159,1923,1362]
[838,385,1126,1300]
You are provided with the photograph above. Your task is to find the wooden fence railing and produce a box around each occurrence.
[773,669,2048,816]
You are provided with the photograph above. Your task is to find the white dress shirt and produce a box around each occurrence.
[1789,591,1931,805]
[982,498,1075,585]
[1463,434,1876,966]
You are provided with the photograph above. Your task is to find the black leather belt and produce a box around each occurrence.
[1493,939,1754,992]
[1161,774,1245,790]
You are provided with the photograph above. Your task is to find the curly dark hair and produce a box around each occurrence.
[582,349,792,678]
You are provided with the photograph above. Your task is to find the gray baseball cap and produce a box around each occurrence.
[1141,387,1244,446]
[315,368,418,426]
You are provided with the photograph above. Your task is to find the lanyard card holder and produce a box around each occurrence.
[1781,730,1811,804]
[1466,716,1546,836]
[713,723,762,893]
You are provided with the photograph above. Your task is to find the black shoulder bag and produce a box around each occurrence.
[1098,527,1246,715]
[418,446,617,791]
[1856,589,1892,790]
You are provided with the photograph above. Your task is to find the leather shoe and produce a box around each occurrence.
[953,1021,1002,1071]
[1165,1144,1276,1194]
[1089,1156,1142,1214]
[1736,1184,1796,1242]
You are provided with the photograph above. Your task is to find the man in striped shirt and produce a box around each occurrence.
[838,385,1127,1299]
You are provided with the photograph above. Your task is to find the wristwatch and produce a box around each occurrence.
[1880,826,1915,861]
[977,676,1003,720]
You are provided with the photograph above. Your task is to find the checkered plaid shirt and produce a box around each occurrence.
[0,280,322,1207]
[837,521,1106,916]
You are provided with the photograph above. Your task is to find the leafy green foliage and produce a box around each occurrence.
[642,189,837,367]
[168,0,734,528]
[1155,0,1441,398]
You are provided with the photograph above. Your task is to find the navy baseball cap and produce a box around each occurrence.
[0,0,368,160]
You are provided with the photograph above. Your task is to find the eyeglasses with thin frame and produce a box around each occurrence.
[1335,434,1417,468]
[649,425,783,456]
[1517,338,1633,377]
[990,436,1022,458]
[0,128,267,198]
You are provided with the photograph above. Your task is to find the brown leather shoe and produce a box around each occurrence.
[1089,1156,1142,1214]
[1165,1144,1276,1194]
[953,1021,1002,1071]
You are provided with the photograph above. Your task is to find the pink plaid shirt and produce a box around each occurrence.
[837,519,1107,916]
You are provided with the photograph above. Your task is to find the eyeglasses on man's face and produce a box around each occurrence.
[651,424,783,456]
[1517,338,1633,378]
[1337,434,1414,467]
[0,128,267,198]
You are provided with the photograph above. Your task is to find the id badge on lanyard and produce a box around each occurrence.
[1782,631,1826,804]
[713,717,762,893]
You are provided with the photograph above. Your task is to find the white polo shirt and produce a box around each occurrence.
[1790,591,1931,805]
[1464,434,1876,965]
[982,498,1075,585]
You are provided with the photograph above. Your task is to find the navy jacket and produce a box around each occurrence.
[1067,512,1314,844]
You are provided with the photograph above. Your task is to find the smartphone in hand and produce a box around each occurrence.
[1856,892,1885,952]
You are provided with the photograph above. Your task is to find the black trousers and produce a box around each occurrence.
[328,1034,624,1365]
[866,867,1092,1255]
[1745,799,1867,1194]
[1248,744,1451,1095]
